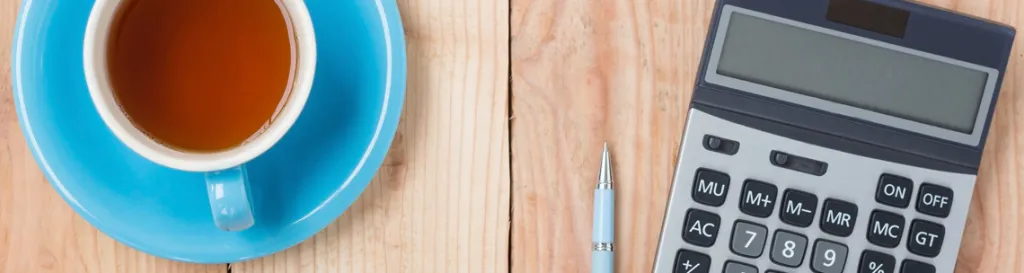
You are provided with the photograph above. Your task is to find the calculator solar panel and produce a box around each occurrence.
[652,1,1015,273]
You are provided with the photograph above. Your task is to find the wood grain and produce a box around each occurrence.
[230,0,511,272]
[510,0,1024,272]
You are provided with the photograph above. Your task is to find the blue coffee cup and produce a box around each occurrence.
[80,0,318,231]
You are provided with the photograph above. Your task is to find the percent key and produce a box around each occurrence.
[858,251,895,273]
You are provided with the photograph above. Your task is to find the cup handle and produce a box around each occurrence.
[205,165,255,231]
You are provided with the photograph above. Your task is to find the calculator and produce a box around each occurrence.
[652,0,1015,273]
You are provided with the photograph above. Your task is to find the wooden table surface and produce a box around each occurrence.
[1,0,1023,272]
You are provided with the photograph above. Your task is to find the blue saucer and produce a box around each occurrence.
[11,0,406,263]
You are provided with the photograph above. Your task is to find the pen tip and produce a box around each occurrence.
[599,142,612,185]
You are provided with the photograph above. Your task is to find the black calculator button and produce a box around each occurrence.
[766,271,786,273]
[682,209,720,247]
[876,174,913,208]
[779,189,818,228]
[900,259,935,273]
[730,220,768,258]
[674,249,710,273]
[810,239,848,273]
[867,210,905,248]
[691,169,730,207]
[740,180,778,218]
[723,261,758,273]
[907,219,944,258]
[858,250,895,273]
[820,199,858,237]
[769,230,808,268]
[916,183,953,218]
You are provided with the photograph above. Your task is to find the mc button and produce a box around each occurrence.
[867,210,905,248]
[916,183,953,218]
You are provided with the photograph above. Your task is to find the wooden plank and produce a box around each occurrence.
[0,0,226,272]
[230,0,511,272]
[509,0,1024,272]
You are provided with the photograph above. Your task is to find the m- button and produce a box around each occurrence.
[779,189,818,228]
[916,183,953,218]
[876,174,913,208]
[691,169,730,207]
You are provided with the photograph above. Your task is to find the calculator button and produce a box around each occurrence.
[858,250,895,273]
[810,239,848,273]
[682,209,720,247]
[691,169,730,207]
[779,189,818,228]
[724,261,758,273]
[907,219,944,258]
[769,230,807,268]
[867,210,905,248]
[820,199,858,237]
[673,249,710,273]
[876,174,913,208]
[740,180,778,218]
[900,259,935,273]
[730,220,768,258]
[916,183,953,218]
[765,271,786,273]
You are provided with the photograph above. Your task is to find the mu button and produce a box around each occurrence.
[692,169,730,207]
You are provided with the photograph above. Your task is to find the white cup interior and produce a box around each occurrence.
[83,0,317,173]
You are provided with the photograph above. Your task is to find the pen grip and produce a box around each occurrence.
[592,250,614,273]
[592,189,614,243]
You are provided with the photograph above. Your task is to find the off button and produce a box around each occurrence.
[916,183,953,218]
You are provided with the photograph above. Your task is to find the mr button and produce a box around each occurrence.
[916,183,953,218]
[907,220,945,258]
[820,199,858,237]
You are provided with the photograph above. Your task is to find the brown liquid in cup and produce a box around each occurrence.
[107,0,295,152]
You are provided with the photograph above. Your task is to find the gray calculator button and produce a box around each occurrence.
[730,220,768,258]
[770,230,808,268]
[724,261,758,273]
[811,239,848,273]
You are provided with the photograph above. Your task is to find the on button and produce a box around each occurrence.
[876,174,913,208]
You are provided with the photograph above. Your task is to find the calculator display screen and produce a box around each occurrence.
[716,12,989,134]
